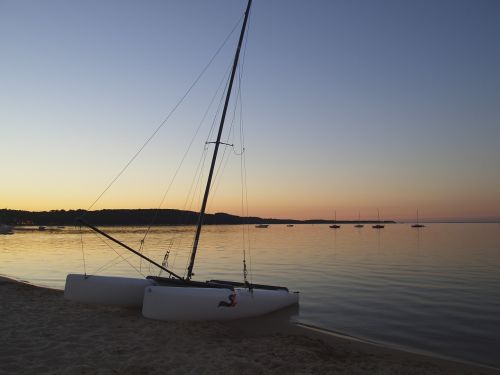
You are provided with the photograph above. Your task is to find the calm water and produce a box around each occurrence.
[1,223,500,367]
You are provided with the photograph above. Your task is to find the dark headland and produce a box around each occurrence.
[1,209,395,227]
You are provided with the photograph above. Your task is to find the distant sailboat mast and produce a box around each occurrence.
[372,208,385,229]
[330,210,341,229]
[411,209,425,228]
[354,211,364,228]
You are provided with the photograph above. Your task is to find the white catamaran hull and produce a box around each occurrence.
[64,1,300,320]
[64,274,154,307]
[142,286,299,321]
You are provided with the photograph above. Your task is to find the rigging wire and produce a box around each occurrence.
[206,20,251,212]
[138,239,145,273]
[237,76,249,284]
[187,7,253,283]
[82,4,254,281]
[239,9,253,284]
[149,63,234,278]
[182,148,210,277]
[208,10,253,284]
[148,60,233,278]
[91,251,136,276]
[88,230,146,278]
[206,67,243,203]
[206,110,238,210]
[137,232,161,276]
[181,63,236,276]
[187,148,210,216]
[79,226,87,277]
[216,11,253,285]
[186,157,210,277]
[82,14,245,216]
[181,74,233,276]
[140,60,234,246]
[77,14,245,278]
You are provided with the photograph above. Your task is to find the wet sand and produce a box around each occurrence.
[1,276,498,375]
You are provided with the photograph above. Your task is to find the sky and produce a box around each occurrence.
[1,0,499,221]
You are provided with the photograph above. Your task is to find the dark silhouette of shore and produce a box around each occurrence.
[0,209,396,227]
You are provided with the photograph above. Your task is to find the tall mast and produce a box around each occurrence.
[187,0,252,280]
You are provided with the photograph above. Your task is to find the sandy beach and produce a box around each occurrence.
[0,276,497,375]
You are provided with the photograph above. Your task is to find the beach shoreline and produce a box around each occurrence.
[1,275,498,375]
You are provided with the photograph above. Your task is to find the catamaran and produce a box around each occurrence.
[64,0,299,320]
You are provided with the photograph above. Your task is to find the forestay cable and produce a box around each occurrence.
[83,14,245,215]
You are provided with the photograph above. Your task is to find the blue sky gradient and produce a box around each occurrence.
[1,0,499,220]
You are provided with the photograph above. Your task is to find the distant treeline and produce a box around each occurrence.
[0,209,395,226]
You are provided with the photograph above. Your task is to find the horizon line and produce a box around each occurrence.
[2,208,499,224]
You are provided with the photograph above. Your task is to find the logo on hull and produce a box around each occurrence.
[218,291,237,307]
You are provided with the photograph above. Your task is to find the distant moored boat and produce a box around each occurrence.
[411,209,425,228]
[372,209,385,229]
[329,210,340,229]
[354,211,364,228]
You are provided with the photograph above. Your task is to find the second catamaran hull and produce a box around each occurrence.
[142,286,299,321]
[64,274,154,307]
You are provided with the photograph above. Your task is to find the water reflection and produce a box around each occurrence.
[1,223,500,367]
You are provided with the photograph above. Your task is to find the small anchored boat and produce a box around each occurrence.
[329,210,340,229]
[372,209,385,229]
[411,209,425,228]
[354,211,364,228]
